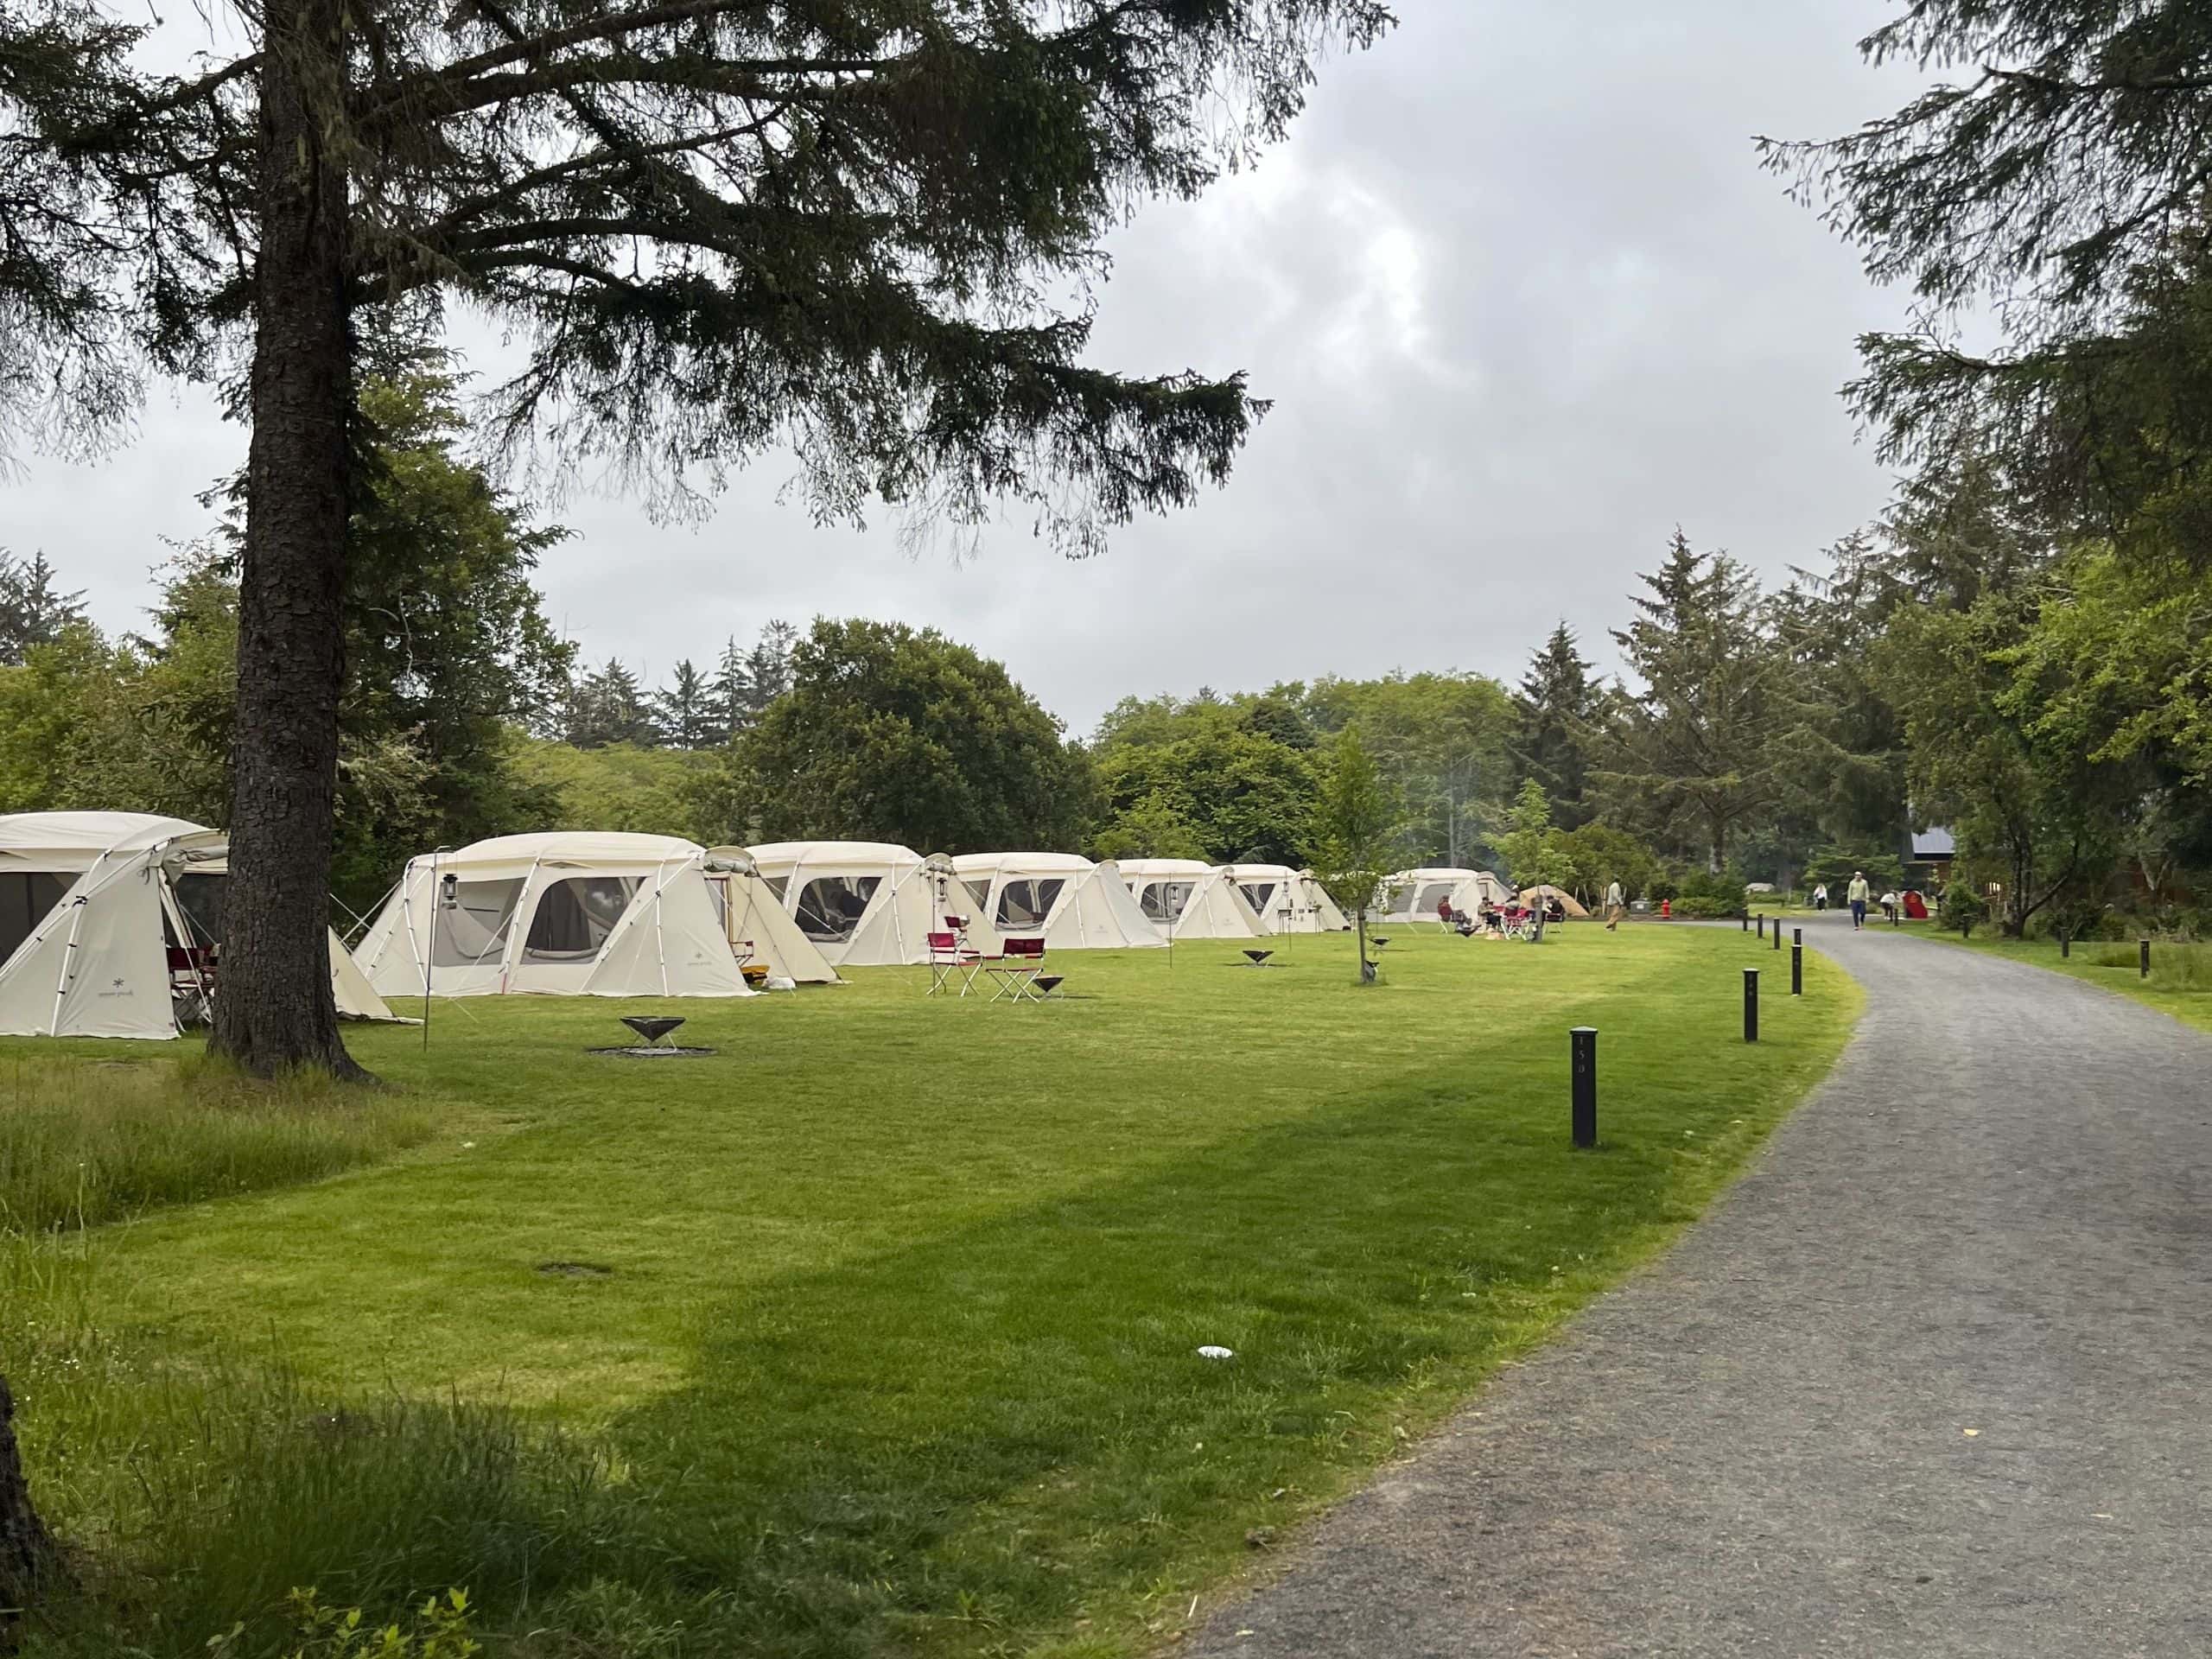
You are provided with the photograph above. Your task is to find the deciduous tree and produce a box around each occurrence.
[1306,730,1399,982]
[747,619,1089,853]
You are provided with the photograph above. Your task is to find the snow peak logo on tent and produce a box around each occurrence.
[98,977,135,998]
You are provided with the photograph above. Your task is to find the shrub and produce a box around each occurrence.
[1671,868,1748,919]
[1940,887,1987,938]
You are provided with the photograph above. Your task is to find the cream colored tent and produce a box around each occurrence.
[950,853,1165,950]
[0,811,393,1039]
[1223,864,1351,934]
[1382,868,1511,925]
[701,849,842,983]
[747,842,1006,967]
[353,832,752,998]
[1116,859,1267,940]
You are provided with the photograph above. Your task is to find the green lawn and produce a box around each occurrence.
[1923,930,2212,1034]
[5,925,1858,1658]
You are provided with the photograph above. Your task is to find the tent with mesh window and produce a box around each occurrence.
[0,810,393,1039]
[745,842,1007,968]
[1381,868,1512,925]
[1115,859,1268,940]
[700,848,842,984]
[950,853,1165,950]
[352,831,753,998]
[1221,864,1351,934]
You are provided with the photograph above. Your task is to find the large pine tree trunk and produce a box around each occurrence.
[210,0,365,1079]
[0,1374,56,1628]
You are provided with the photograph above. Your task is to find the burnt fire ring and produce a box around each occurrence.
[586,1014,717,1058]
[537,1261,614,1278]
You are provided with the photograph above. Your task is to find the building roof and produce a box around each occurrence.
[1909,827,1957,860]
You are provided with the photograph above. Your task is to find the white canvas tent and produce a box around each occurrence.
[701,849,842,983]
[0,811,394,1039]
[1382,868,1510,925]
[1116,859,1267,940]
[353,832,753,998]
[950,853,1165,950]
[747,842,1006,967]
[1222,864,1351,934]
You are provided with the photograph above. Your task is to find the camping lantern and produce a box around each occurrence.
[440,871,458,909]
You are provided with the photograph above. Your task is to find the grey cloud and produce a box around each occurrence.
[5,0,1919,736]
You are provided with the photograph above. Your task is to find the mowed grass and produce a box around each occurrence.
[1929,931,2212,1034]
[4,925,1859,1658]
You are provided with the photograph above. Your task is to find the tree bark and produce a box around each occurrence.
[210,0,365,1078]
[0,1374,57,1630]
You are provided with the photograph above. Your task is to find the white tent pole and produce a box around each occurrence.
[396,860,431,1000]
[507,853,546,993]
[653,857,676,996]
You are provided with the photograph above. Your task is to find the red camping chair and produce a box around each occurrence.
[926,931,982,997]
[982,935,1049,1003]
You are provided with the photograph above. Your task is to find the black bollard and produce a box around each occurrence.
[1570,1027,1598,1149]
[1741,911,1749,932]
[2060,929,2070,959]
[1772,917,1781,951]
[1792,928,1804,995]
[2141,938,2152,979]
[1757,913,1765,940]
[1743,969,1759,1042]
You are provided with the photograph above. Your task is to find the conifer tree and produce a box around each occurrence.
[1510,622,1597,830]
[0,0,1388,1075]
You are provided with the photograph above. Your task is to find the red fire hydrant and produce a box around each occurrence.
[1659,898,1672,919]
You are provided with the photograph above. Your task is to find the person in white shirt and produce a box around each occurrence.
[1604,878,1625,931]
[1812,882,1829,912]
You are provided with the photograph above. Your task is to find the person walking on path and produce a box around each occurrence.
[1847,871,1871,930]
[1812,882,1828,912]
[1604,878,1625,931]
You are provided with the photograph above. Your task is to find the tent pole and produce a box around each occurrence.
[423,848,439,1052]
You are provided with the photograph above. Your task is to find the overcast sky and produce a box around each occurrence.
[6,1,1922,738]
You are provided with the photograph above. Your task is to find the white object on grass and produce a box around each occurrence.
[1197,1345,1235,1361]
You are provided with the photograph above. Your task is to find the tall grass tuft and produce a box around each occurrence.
[3,1243,643,1657]
[0,1054,432,1232]
[2086,940,2212,990]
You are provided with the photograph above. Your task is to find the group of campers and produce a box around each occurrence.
[0,811,1584,1041]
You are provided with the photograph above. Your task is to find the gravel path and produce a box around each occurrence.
[1186,917,2212,1657]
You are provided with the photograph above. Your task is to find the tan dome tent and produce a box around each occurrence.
[1515,884,1590,919]
[0,811,394,1039]
[1382,868,1510,925]
[747,842,1006,968]
[1222,864,1351,934]
[353,832,753,998]
[701,849,842,983]
[950,853,1165,950]
[1116,859,1267,940]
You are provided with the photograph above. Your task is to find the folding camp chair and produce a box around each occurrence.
[926,931,983,996]
[983,936,1049,1002]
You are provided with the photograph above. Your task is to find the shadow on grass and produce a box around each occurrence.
[18,967,1843,1658]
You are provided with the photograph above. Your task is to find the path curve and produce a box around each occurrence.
[1187,916,2212,1657]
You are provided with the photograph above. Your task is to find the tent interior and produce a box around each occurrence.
[1224,865,1351,934]
[353,832,753,998]
[747,842,1006,966]
[0,810,393,1039]
[1116,859,1266,940]
[1383,868,1510,924]
[950,853,1165,950]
